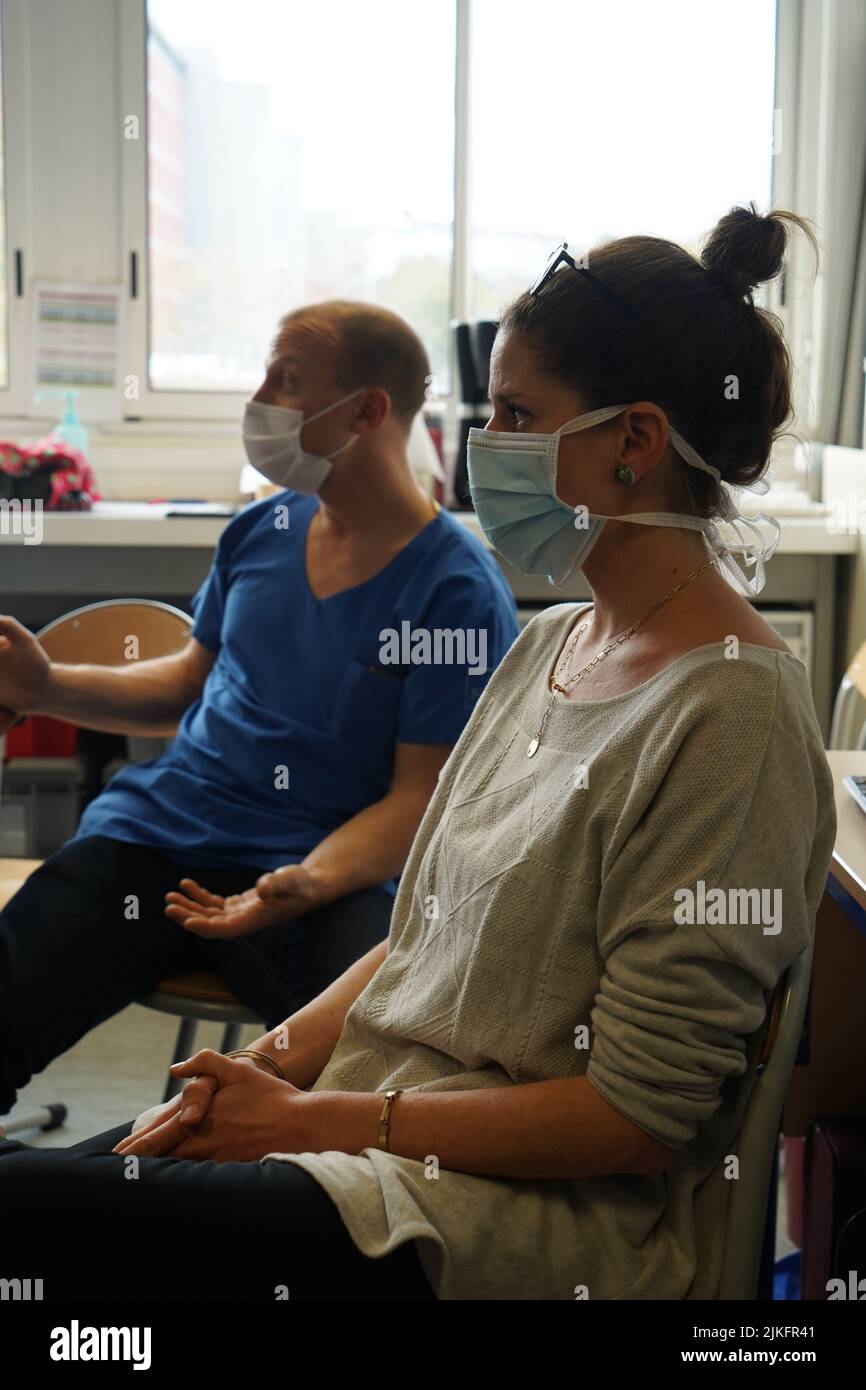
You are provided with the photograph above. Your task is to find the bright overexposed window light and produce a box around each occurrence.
[471,0,777,317]
[146,0,456,393]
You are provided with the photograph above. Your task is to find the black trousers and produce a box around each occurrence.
[0,834,394,1115]
[0,1121,436,1300]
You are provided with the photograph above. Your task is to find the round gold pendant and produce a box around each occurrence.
[527,737,539,758]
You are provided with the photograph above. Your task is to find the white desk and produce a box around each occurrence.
[0,501,856,739]
[0,499,855,555]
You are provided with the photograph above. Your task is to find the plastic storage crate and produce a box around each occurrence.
[0,757,82,858]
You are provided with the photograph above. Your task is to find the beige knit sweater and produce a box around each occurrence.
[261,602,837,1300]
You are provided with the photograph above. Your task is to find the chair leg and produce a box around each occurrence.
[163,1017,198,1103]
[219,1022,244,1055]
[757,1135,781,1300]
[1,1103,67,1137]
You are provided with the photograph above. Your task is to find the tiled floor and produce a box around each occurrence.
[4,1003,261,1147]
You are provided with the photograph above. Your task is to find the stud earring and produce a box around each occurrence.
[614,464,636,486]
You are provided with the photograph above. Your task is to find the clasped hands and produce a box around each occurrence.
[112,1048,311,1164]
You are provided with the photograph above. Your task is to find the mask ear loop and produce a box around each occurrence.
[303,387,367,461]
[323,435,358,462]
[304,386,367,425]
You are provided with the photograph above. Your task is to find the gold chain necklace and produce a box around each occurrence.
[526,556,720,758]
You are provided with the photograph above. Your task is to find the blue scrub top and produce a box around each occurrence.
[73,492,519,895]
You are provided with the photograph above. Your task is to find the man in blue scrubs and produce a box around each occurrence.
[0,300,518,1116]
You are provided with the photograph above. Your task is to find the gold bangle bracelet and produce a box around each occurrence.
[377,1089,403,1151]
[224,1048,286,1081]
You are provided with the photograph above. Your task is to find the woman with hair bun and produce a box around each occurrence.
[0,206,836,1303]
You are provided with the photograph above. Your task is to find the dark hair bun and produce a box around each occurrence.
[700,202,788,301]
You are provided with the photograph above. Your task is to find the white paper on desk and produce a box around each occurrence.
[30,280,125,418]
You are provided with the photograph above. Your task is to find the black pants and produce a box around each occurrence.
[0,835,394,1115]
[0,1121,435,1300]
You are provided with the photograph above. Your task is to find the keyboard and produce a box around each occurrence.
[843,775,866,818]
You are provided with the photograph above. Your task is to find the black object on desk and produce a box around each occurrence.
[452,320,497,510]
[165,502,239,517]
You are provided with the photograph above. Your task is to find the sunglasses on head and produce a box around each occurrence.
[530,242,638,321]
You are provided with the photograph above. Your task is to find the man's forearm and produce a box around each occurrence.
[247,937,388,1088]
[300,789,430,904]
[36,658,200,735]
[255,777,438,1085]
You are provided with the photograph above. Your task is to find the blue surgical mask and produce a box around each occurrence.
[466,404,780,597]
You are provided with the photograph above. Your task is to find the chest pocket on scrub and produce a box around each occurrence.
[329,658,405,761]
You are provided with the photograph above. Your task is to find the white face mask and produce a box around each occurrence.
[242,388,365,494]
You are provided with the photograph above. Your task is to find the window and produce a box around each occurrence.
[145,0,456,395]
[469,0,777,320]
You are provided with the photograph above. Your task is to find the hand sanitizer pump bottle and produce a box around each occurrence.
[35,387,91,460]
[54,390,90,460]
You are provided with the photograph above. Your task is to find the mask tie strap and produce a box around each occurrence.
[557,404,631,436]
[667,426,722,481]
[666,427,781,598]
[706,509,781,598]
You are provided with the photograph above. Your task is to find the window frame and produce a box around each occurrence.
[0,0,35,419]
[768,0,816,446]
[1,0,807,440]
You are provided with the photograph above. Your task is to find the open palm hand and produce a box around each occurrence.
[164,864,322,939]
